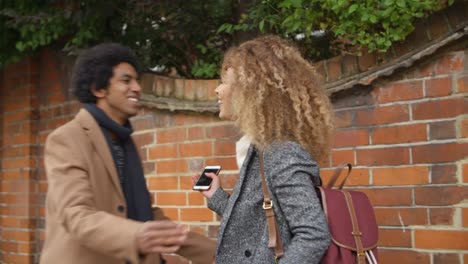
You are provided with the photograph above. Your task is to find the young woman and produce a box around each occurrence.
[196,35,333,264]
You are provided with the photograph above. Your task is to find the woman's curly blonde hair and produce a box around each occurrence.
[221,35,334,161]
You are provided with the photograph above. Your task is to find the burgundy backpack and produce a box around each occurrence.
[259,155,379,264]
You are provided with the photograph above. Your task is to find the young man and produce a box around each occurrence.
[40,43,215,264]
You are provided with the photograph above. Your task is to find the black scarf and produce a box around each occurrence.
[84,104,153,222]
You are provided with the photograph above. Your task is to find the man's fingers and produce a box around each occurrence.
[148,245,181,254]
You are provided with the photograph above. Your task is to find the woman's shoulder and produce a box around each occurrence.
[263,140,318,167]
[265,140,311,157]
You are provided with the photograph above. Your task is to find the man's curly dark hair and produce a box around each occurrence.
[71,43,140,103]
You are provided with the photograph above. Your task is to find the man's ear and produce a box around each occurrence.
[91,85,106,99]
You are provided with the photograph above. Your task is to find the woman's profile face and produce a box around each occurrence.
[215,68,235,120]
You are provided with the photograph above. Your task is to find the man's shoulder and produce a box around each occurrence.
[47,115,86,144]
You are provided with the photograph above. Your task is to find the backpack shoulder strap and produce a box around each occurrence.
[326,163,352,189]
[258,150,284,260]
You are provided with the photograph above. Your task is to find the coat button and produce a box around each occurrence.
[117,205,125,213]
[244,250,252,257]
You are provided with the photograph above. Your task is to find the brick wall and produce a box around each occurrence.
[328,49,468,264]
[0,56,41,263]
[1,20,467,264]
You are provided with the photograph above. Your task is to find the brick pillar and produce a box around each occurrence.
[0,57,40,263]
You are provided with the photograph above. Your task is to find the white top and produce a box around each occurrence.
[235,135,251,169]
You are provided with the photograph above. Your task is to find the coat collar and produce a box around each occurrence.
[75,108,125,200]
[215,143,256,250]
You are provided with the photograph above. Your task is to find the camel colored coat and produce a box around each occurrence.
[40,109,215,264]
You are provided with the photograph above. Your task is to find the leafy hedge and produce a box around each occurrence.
[0,0,452,78]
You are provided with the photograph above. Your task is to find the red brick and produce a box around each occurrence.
[160,208,179,221]
[3,146,33,158]
[2,254,34,264]
[326,56,342,82]
[194,79,213,100]
[213,140,236,156]
[462,208,468,227]
[333,129,369,148]
[374,207,427,226]
[183,79,195,100]
[180,208,214,221]
[157,128,186,143]
[4,110,33,123]
[179,176,196,191]
[355,105,410,126]
[331,150,354,166]
[373,166,429,185]
[356,147,410,166]
[415,186,466,206]
[148,144,178,160]
[431,164,457,184]
[156,192,187,206]
[333,110,353,129]
[373,81,423,103]
[433,253,460,264]
[412,97,467,120]
[156,160,187,174]
[460,117,468,138]
[379,249,430,264]
[378,228,411,247]
[205,124,239,139]
[429,120,456,140]
[187,127,205,140]
[179,142,212,157]
[132,133,154,148]
[0,241,19,252]
[464,163,468,183]
[130,115,158,130]
[414,229,468,250]
[147,176,178,190]
[174,113,213,126]
[320,168,369,187]
[457,74,468,93]
[360,188,412,206]
[429,207,454,225]
[425,77,453,97]
[218,173,240,190]
[357,49,376,72]
[204,157,238,171]
[417,52,464,77]
[341,55,359,76]
[47,93,66,105]
[18,242,37,253]
[188,192,205,206]
[412,142,468,164]
[206,79,219,100]
[372,124,426,144]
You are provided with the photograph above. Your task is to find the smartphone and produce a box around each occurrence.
[193,165,221,190]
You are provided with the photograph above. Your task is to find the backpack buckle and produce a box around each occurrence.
[263,200,273,209]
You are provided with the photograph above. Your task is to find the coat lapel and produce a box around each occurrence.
[75,108,125,200]
[216,144,256,249]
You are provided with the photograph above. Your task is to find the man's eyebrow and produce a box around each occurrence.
[119,73,136,79]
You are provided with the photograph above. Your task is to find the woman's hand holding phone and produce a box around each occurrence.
[192,167,221,199]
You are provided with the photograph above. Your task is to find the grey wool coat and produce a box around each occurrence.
[208,141,331,264]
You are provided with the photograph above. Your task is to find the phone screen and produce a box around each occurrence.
[193,166,221,190]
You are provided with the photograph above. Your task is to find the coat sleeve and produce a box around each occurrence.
[152,207,216,263]
[264,142,331,264]
[45,130,143,263]
[207,188,230,216]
